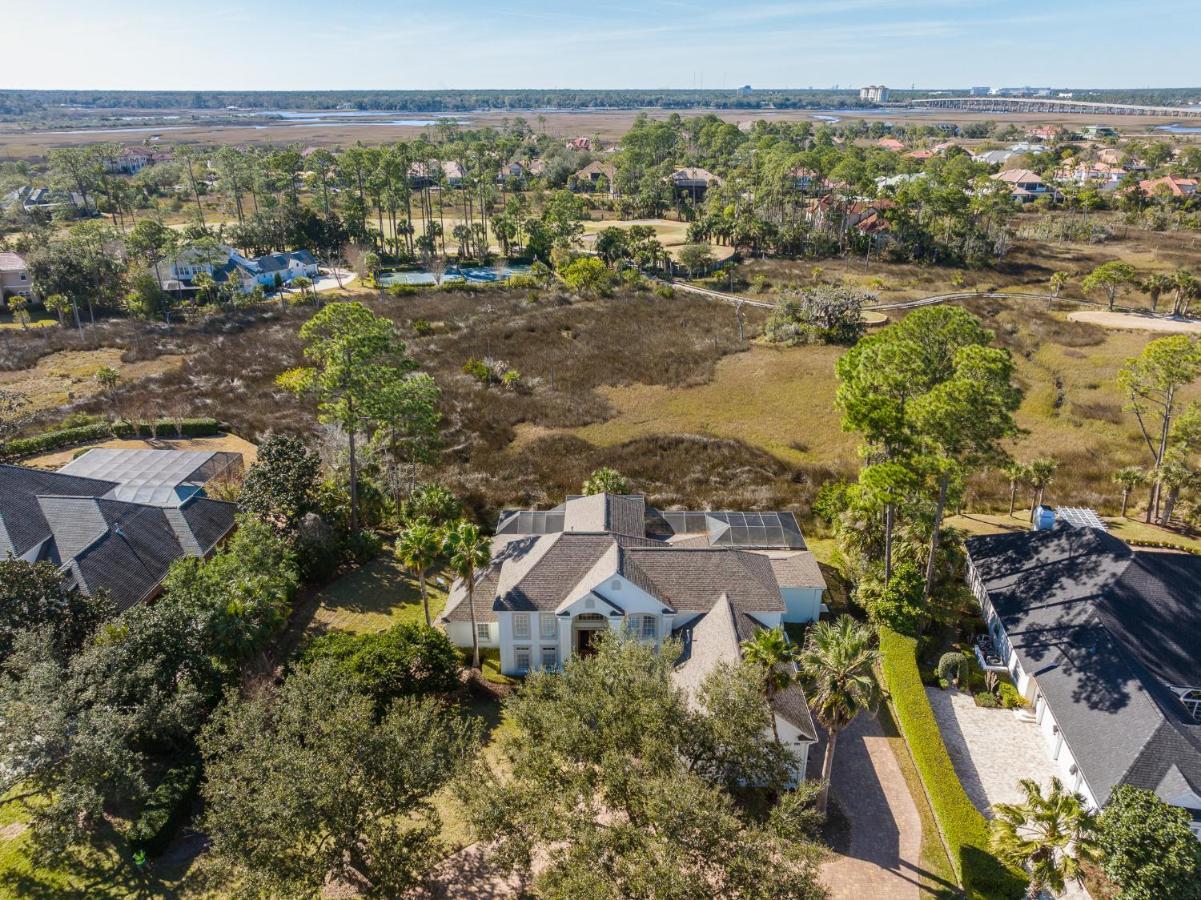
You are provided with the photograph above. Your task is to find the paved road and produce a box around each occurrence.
[819,714,930,900]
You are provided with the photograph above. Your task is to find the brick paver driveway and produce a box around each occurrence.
[818,714,928,900]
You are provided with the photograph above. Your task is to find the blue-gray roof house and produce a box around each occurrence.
[965,521,1201,836]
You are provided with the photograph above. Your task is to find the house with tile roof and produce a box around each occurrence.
[991,168,1059,203]
[0,449,240,612]
[439,493,825,773]
[965,521,1201,836]
[572,161,618,194]
[1139,176,1198,198]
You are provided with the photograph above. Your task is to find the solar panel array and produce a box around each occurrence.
[1055,507,1108,532]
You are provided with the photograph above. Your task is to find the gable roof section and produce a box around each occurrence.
[562,493,646,537]
[622,546,785,614]
[0,465,117,558]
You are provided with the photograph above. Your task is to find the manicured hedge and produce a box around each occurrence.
[128,761,201,856]
[1,418,221,461]
[879,627,1028,899]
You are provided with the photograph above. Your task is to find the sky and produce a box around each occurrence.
[2,0,1196,91]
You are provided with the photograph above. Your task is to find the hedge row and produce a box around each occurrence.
[1,418,220,461]
[878,627,1028,899]
[128,761,202,856]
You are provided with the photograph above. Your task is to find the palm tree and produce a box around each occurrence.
[1026,457,1058,523]
[395,517,443,628]
[1172,269,1197,317]
[1004,462,1028,517]
[990,777,1100,898]
[740,627,797,745]
[1112,466,1145,518]
[1048,271,1069,302]
[797,616,880,814]
[1142,272,1173,313]
[443,521,491,669]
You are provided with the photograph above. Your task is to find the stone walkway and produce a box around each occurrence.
[819,714,929,900]
[927,687,1091,900]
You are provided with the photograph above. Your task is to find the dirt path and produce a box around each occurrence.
[1068,309,1201,333]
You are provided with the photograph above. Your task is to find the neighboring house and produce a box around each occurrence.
[103,146,156,175]
[965,521,1201,836]
[0,251,32,299]
[790,167,829,192]
[664,167,721,200]
[1139,176,1199,198]
[1027,125,1061,142]
[991,168,1058,203]
[572,161,617,194]
[159,244,318,293]
[496,161,528,183]
[876,137,905,152]
[566,137,593,151]
[407,160,465,188]
[1054,160,1127,184]
[438,493,823,777]
[0,449,241,612]
[2,186,91,217]
[974,149,1017,166]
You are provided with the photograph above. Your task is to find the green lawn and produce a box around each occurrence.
[948,510,1201,553]
[307,553,448,637]
[0,789,194,898]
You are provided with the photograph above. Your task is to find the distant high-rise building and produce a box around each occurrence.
[969,86,990,96]
[736,85,753,96]
[859,85,890,103]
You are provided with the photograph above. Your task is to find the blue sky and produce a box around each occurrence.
[4,0,1196,91]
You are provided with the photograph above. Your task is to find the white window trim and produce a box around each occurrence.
[540,647,558,669]
[514,647,531,673]
[476,622,490,640]
[640,614,657,640]
[513,613,531,640]
[540,614,557,640]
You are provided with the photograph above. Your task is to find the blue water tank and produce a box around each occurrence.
[1034,505,1056,531]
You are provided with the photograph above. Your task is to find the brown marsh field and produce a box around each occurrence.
[3,267,1195,526]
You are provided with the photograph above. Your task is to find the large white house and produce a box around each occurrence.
[965,520,1201,837]
[159,244,319,294]
[440,493,826,774]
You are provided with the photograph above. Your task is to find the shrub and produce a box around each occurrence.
[1,418,220,460]
[878,627,1026,898]
[653,284,675,299]
[343,529,383,565]
[997,682,1026,709]
[411,318,433,335]
[1098,785,1201,900]
[299,623,461,704]
[937,652,968,688]
[763,286,874,346]
[973,691,999,709]
[462,357,491,384]
[128,761,202,856]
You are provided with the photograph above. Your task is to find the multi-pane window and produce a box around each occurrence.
[1181,688,1201,721]
[540,614,557,640]
[639,615,656,640]
[513,613,530,639]
[514,647,531,673]
[476,623,490,641]
[541,647,558,670]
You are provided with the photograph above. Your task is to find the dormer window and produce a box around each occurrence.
[1179,688,1201,721]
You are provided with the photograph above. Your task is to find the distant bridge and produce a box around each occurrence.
[908,97,1201,118]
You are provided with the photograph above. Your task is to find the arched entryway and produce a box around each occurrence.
[572,613,608,657]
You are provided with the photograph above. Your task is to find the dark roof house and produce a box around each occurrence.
[965,522,1201,825]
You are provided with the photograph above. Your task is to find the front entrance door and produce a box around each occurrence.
[576,627,600,656]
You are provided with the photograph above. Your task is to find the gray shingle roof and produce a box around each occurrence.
[0,463,236,614]
[0,465,116,558]
[965,522,1201,804]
